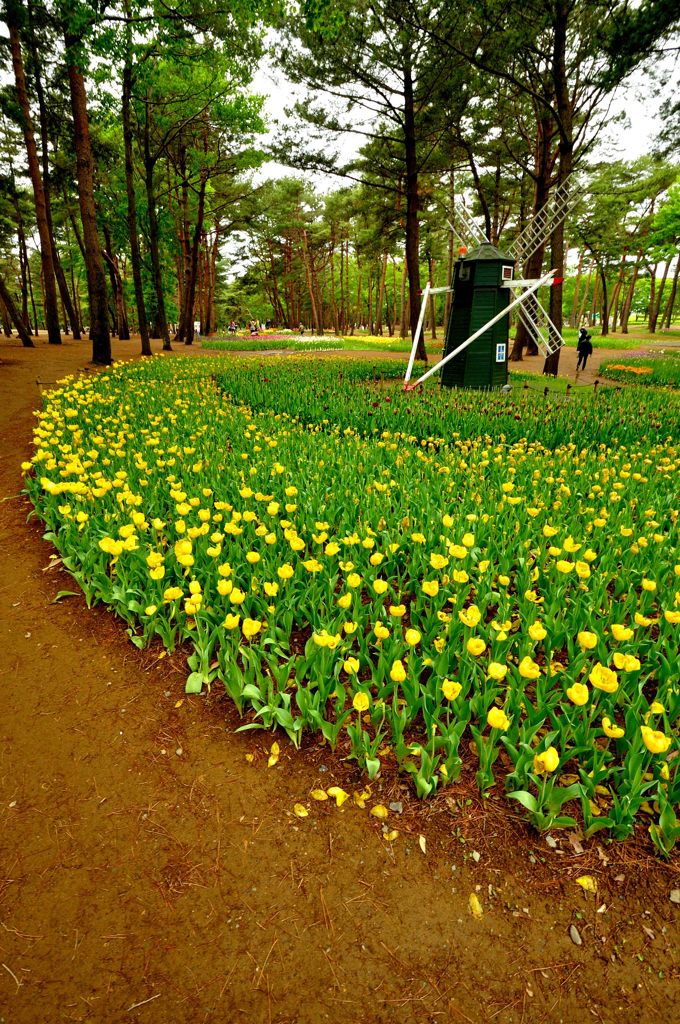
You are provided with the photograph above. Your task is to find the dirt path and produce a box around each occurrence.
[1,336,678,1024]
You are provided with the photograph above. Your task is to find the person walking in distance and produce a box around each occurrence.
[576,327,593,371]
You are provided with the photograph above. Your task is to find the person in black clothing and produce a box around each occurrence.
[576,328,593,371]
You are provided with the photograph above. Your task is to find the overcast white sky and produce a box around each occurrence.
[249,57,674,190]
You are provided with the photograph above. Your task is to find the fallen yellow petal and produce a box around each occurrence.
[245,753,254,764]
[327,786,349,807]
[468,893,483,920]
[174,699,184,709]
[576,875,598,894]
[268,741,280,768]
[310,789,329,801]
[293,804,309,818]
[353,787,371,809]
[418,835,427,855]
[370,804,389,820]
[383,830,399,841]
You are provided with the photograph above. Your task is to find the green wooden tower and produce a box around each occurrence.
[441,243,515,390]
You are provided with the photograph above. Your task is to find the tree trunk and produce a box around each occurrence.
[102,225,120,336]
[399,259,408,338]
[26,249,38,331]
[609,257,626,332]
[427,255,437,339]
[466,146,492,240]
[15,210,32,333]
[620,254,641,333]
[576,265,592,326]
[122,21,151,356]
[26,3,80,339]
[570,251,583,326]
[0,272,34,346]
[662,256,680,328]
[511,113,552,362]
[8,16,61,345]
[353,268,362,334]
[589,275,599,325]
[649,261,669,333]
[542,0,573,376]
[143,108,171,350]
[65,34,111,364]
[183,170,208,346]
[403,58,424,359]
[366,272,373,333]
[375,252,388,335]
[598,264,608,337]
[543,213,567,372]
[330,235,339,334]
[300,229,320,333]
[0,296,12,336]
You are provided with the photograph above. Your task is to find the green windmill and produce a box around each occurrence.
[404,186,575,391]
[440,242,515,390]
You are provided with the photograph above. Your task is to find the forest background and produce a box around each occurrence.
[0,0,679,372]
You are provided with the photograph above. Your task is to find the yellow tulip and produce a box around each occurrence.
[589,663,618,693]
[390,660,407,682]
[487,707,510,731]
[352,691,369,712]
[640,726,671,754]
[442,679,462,700]
[242,618,261,639]
[577,630,597,650]
[487,662,508,681]
[459,604,481,628]
[602,717,625,739]
[519,656,540,680]
[566,682,589,706]
[405,628,421,646]
[533,746,559,774]
[467,637,486,657]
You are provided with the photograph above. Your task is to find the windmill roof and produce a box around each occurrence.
[463,242,512,262]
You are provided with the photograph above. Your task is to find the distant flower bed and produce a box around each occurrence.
[600,354,680,388]
[200,337,339,352]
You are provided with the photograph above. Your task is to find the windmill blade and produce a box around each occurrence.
[515,291,562,356]
[448,201,489,249]
[508,179,582,267]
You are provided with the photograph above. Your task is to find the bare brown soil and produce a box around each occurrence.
[1,334,678,1024]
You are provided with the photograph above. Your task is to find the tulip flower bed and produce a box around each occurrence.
[201,336,341,352]
[599,353,680,389]
[23,356,679,851]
